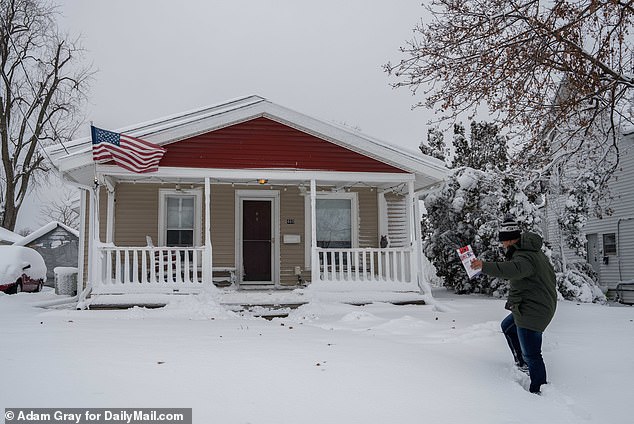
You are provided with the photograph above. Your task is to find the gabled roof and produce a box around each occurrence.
[15,221,79,246]
[48,96,448,189]
[0,226,23,244]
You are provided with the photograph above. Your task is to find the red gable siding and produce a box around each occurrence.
[159,117,406,173]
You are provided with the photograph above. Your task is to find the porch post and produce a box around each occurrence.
[203,177,213,284]
[106,189,115,244]
[310,179,319,284]
[77,189,87,292]
[407,181,420,289]
[414,196,431,295]
[88,183,101,287]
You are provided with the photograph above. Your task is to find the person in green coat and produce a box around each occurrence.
[471,217,557,394]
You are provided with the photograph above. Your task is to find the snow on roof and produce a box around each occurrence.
[0,227,23,244]
[15,221,79,247]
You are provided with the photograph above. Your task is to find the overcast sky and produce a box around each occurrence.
[56,0,436,148]
[20,0,438,231]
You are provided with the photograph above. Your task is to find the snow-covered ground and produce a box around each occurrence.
[1,287,632,424]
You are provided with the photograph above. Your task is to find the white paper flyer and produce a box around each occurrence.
[456,245,481,279]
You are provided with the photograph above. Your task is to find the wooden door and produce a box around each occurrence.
[242,200,272,282]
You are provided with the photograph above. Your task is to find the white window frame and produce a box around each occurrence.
[304,191,359,269]
[158,188,203,247]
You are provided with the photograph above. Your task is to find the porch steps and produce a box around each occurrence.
[83,291,427,317]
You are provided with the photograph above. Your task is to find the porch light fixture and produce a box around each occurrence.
[257,178,268,185]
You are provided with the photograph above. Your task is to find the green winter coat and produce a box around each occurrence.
[482,232,557,332]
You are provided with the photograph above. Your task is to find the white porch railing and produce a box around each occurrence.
[92,245,415,294]
[316,247,413,283]
[95,246,206,293]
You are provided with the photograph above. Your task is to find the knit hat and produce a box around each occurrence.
[499,216,521,241]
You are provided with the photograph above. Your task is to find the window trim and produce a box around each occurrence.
[158,188,203,247]
[304,191,359,269]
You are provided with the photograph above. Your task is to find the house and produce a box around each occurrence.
[0,227,23,245]
[544,128,634,297]
[14,221,80,284]
[47,96,448,298]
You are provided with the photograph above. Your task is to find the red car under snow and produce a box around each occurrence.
[0,245,47,294]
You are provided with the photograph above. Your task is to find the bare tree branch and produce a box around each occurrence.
[0,0,94,231]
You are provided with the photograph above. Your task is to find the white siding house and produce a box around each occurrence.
[544,130,634,295]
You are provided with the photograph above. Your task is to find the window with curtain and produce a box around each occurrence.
[165,195,195,247]
[316,198,352,248]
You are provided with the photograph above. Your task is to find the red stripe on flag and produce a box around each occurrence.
[92,130,166,173]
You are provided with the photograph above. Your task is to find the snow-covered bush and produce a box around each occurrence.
[555,260,606,303]
[423,167,541,297]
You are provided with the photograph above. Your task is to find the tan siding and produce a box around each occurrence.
[210,184,235,267]
[280,187,306,286]
[113,184,160,246]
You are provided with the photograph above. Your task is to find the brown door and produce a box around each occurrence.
[242,200,272,282]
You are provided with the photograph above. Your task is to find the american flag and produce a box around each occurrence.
[91,126,166,173]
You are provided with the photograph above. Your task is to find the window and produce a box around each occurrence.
[603,233,617,255]
[316,198,352,248]
[159,189,202,247]
[304,192,358,268]
[166,196,195,246]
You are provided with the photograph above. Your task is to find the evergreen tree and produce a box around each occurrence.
[451,123,468,168]
[450,121,507,170]
[469,121,508,170]
[423,167,541,296]
[420,127,447,162]
[421,121,604,302]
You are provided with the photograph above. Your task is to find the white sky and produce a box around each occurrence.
[20,1,440,232]
[57,0,435,149]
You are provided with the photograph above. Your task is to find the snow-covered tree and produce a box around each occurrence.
[422,118,605,301]
[469,121,508,170]
[451,123,468,168]
[423,167,541,296]
[420,127,447,162]
[424,165,605,302]
[385,0,633,193]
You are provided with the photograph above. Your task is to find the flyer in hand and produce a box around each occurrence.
[456,245,481,279]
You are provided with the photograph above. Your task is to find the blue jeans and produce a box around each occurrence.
[501,314,525,366]
[501,314,547,393]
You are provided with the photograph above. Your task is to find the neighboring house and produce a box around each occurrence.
[0,227,23,245]
[15,221,80,283]
[47,96,448,297]
[544,129,634,295]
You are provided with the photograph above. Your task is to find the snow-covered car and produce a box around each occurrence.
[0,246,47,294]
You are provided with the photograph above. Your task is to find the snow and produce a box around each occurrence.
[0,226,23,244]
[0,245,47,283]
[1,288,632,424]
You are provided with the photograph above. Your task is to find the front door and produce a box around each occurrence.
[242,200,272,283]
